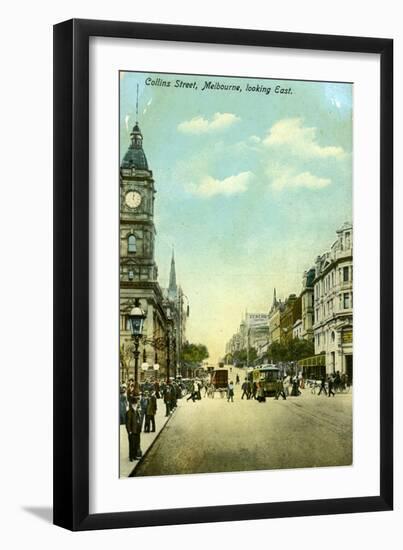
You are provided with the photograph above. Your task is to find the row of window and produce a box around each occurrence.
[314,265,353,300]
[121,267,151,281]
[315,292,353,322]
[315,330,336,349]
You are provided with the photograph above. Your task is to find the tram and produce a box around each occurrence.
[252,364,281,396]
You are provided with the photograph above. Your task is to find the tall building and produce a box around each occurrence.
[168,249,178,301]
[119,122,169,382]
[280,294,299,344]
[163,251,188,377]
[301,267,315,342]
[312,222,353,378]
[268,288,284,344]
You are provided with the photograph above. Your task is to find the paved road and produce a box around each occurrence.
[134,376,352,477]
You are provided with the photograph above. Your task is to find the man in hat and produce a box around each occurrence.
[145,390,157,432]
[125,399,142,461]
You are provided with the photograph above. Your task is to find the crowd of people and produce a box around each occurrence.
[120,377,193,462]
[315,371,350,396]
[120,370,351,461]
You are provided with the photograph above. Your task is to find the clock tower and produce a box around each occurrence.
[120,121,168,382]
[120,122,157,283]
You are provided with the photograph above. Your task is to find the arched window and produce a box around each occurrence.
[128,234,136,253]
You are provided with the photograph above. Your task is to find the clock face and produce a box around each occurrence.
[125,191,142,209]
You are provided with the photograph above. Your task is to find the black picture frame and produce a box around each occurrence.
[53,18,393,531]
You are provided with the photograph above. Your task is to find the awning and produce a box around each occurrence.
[297,354,326,368]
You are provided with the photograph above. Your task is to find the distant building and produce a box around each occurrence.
[312,222,353,378]
[293,319,303,339]
[280,294,298,344]
[162,251,188,377]
[301,268,315,342]
[268,288,284,344]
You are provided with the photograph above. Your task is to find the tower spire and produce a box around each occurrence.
[168,248,177,300]
[136,83,139,123]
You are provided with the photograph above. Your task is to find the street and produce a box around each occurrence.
[133,368,352,477]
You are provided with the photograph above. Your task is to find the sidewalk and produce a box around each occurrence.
[119,396,185,478]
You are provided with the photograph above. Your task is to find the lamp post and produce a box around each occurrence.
[128,298,146,395]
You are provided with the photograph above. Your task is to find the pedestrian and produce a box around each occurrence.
[227,381,234,402]
[252,381,258,400]
[241,379,249,400]
[318,375,327,396]
[334,371,341,392]
[328,376,335,397]
[290,377,299,396]
[125,399,142,461]
[120,385,128,425]
[154,380,160,399]
[144,390,157,432]
[257,382,266,403]
[187,380,198,402]
[283,375,291,397]
[340,373,346,392]
[163,384,171,416]
[275,378,287,400]
[127,380,136,405]
[170,382,177,411]
[139,391,149,431]
[236,374,240,385]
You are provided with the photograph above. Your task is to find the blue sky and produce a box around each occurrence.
[120,72,352,363]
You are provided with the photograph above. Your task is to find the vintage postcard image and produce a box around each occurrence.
[118,71,353,478]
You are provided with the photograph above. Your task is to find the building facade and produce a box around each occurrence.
[280,294,298,344]
[119,122,187,383]
[312,222,353,378]
[268,289,284,345]
[300,267,315,342]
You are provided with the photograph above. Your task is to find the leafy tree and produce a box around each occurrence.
[267,339,314,363]
[232,347,257,367]
[181,342,209,366]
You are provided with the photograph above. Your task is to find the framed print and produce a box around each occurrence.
[53,19,393,530]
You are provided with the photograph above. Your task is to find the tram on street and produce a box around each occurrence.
[252,364,281,396]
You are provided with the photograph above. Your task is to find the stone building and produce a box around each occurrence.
[300,267,316,342]
[119,122,186,383]
[268,288,284,344]
[280,294,299,344]
[312,222,353,378]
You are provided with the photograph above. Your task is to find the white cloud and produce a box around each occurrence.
[124,114,131,133]
[187,171,254,198]
[178,112,240,134]
[268,165,331,191]
[264,117,344,159]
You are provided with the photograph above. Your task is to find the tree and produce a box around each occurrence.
[267,338,314,363]
[181,342,209,366]
[232,347,257,367]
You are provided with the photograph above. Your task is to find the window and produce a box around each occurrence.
[331,331,335,342]
[128,234,136,253]
[345,231,351,249]
[343,266,349,282]
[343,293,350,309]
[128,270,134,281]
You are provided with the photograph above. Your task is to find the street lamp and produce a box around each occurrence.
[128,298,146,394]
